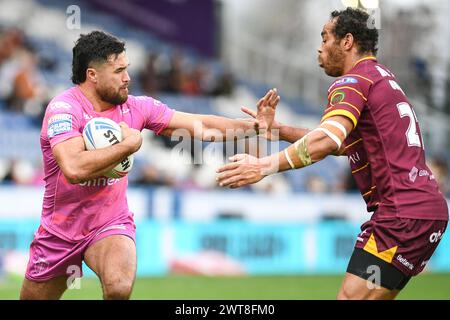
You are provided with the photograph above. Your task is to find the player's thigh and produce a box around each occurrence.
[339,248,410,300]
[84,234,136,287]
[337,272,400,300]
[20,276,69,300]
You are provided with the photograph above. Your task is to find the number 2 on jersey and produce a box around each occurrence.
[396,102,423,148]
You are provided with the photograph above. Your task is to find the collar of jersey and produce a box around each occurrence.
[353,56,377,68]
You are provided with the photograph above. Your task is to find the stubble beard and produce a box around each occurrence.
[97,86,128,106]
[323,46,345,77]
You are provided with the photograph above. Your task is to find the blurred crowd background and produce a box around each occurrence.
[0,0,449,196]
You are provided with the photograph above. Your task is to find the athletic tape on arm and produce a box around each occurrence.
[322,120,347,137]
[294,135,312,166]
[284,149,295,169]
[313,127,342,149]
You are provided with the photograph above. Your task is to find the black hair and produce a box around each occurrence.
[71,30,125,84]
[330,8,378,55]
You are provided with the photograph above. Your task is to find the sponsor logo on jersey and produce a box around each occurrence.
[48,114,73,138]
[49,101,72,111]
[348,151,361,165]
[396,254,414,270]
[79,177,121,187]
[84,113,93,120]
[136,96,161,106]
[336,77,358,85]
[429,230,444,243]
[409,166,418,183]
[328,77,358,92]
[409,167,434,183]
[418,169,430,178]
[33,257,50,275]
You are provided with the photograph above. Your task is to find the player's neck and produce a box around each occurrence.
[343,53,376,74]
[78,84,115,112]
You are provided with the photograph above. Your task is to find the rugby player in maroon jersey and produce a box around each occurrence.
[217,8,448,299]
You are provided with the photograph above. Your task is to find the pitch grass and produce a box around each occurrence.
[1,273,449,300]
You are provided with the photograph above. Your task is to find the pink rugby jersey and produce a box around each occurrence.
[40,86,174,241]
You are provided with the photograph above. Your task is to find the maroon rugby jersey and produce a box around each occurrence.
[321,56,448,220]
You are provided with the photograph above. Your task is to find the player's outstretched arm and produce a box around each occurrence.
[216,115,353,188]
[240,105,310,143]
[53,122,142,184]
[160,89,280,141]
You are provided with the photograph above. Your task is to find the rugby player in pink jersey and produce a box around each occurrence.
[20,31,280,300]
[217,8,448,299]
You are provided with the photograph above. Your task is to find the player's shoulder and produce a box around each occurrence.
[353,59,396,82]
[125,94,165,110]
[327,62,386,94]
[127,94,163,104]
[327,75,374,96]
[328,75,360,90]
[46,87,83,115]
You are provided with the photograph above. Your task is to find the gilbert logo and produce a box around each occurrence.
[409,166,418,183]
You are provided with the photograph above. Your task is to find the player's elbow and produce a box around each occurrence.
[64,171,83,184]
[61,164,85,184]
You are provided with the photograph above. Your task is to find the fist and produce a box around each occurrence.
[119,122,142,154]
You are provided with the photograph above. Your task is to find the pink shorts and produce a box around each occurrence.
[25,216,136,282]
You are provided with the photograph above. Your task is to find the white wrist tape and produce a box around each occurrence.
[284,149,295,169]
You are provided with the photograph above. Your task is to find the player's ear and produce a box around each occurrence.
[342,33,354,51]
[86,68,97,83]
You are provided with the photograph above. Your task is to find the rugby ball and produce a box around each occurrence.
[82,117,134,178]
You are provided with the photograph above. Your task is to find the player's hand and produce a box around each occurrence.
[119,122,142,154]
[241,88,281,140]
[216,154,268,188]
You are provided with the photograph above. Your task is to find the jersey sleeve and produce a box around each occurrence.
[45,101,83,149]
[321,76,369,128]
[131,96,175,135]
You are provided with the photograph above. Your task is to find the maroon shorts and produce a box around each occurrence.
[354,216,447,276]
[25,216,136,282]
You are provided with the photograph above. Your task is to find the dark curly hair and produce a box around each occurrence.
[71,31,125,84]
[330,8,378,55]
